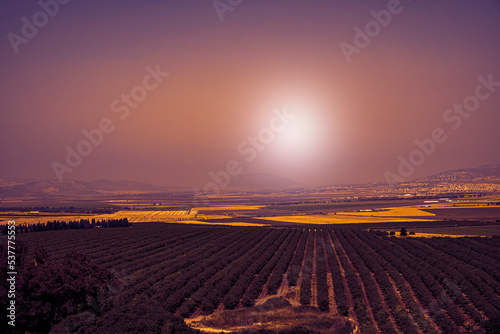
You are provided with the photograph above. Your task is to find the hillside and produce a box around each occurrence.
[415,164,500,184]
[0,178,170,198]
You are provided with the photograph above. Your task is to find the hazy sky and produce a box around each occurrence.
[1,0,499,187]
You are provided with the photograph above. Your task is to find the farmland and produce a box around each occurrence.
[1,191,500,333]
[4,222,499,333]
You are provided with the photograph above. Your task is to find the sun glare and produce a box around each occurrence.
[274,103,325,155]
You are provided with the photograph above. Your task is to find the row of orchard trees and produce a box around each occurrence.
[356,229,500,333]
[1,218,130,234]
[6,222,499,333]
[0,241,196,334]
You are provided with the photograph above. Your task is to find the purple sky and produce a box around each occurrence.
[1,0,499,187]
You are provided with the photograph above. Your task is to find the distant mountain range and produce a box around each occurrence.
[415,164,500,184]
[0,179,170,198]
[0,174,299,198]
[1,164,499,198]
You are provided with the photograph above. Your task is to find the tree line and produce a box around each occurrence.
[1,218,130,234]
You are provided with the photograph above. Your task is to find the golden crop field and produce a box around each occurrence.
[255,214,433,225]
[0,210,196,225]
[340,207,435,217]
[108,210,193,222]
[0,210,268,226]
[194,205,264,211]
[418,203,500,209]
[170,220,268,227]
[0,214,98,226]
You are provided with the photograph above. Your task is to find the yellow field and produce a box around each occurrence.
[109,210,193,222]
[194,205,263,211]
[0,210,197,225]
[341,207,435,217]
[0,210,267,226]
[0,215,99,225]
[256,214,433,225]
[170,220,268,227]
[417,204,500,209]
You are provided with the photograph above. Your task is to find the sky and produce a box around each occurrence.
[1,0,499,187]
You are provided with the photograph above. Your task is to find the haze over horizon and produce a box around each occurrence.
[1,0,500,188]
